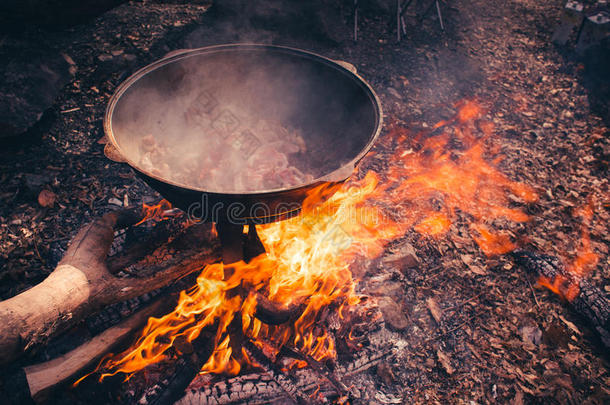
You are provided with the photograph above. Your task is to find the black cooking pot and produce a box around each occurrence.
[104,44,382,223]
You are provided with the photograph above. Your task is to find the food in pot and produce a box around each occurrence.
[138,118,314,192]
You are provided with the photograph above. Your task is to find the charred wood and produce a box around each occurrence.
[27,274,207,405]
[0,208,218,366]
[177,343,393,405]
[511,249,610,347]
[41,272,202,364]
[106,217,182,274]
[243,339,318,405]
[147,331,216,405]
[130,293,303,404]
[84,288,165,336]
[253,294,306,325]
[280,345,350,401]
[29,288,166,364]
[9,300,165,404]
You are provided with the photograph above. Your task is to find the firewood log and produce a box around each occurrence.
[0,208,218,366]
[253,294,306,325]
[174,344,394,405]
[511,249,610,348]
[23,300,164,403]
[242,339,319,405]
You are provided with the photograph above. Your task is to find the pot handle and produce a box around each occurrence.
[104,143,127,163]
[333,60,358,75]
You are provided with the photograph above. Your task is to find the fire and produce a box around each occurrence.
[569,199,599,279]
[135,199,174,225]
[471,223,516,256]
[537,275,581,302]
[81,99,538,381]
[372,100,537,256]
[536,198,599,301]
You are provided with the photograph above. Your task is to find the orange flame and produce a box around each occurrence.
[81,99,538,381]
[471,224,516,256]
[135,199,174,226]
[569,199,599,280]
[537,275,581,302]
[536,198,599,301]
[373,100,537,255]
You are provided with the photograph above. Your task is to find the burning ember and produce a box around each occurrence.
[134,199,175,226]
[537,198,600,302]
[80,99,543,382]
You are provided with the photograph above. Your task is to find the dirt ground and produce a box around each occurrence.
[0,0,608,403]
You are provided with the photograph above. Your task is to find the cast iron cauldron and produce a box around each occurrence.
[104,44,382,223]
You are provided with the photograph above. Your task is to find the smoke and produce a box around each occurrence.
[181,0,345,49]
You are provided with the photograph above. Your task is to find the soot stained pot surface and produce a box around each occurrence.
[104,44,382,223]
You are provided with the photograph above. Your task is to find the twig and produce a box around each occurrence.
[32,234,45,266]
[46,235,70,244]
[60,107,80,114]
[524,274,540,309]
[444,292,484,313]
[280,345,350,400]
[424,316,473,344]
[423,265,445,283]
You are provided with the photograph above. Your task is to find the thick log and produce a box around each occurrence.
[0,208,218,366]
[146,329,220,405]
[280,345,350,400]
[84,288,165,336]
[242,340,319,405]
[511,249,610,347]
[17,270,216,404]
[254,294,306,325]
[176,344,394,405]
[23,300,164,403]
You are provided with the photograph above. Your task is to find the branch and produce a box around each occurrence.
[0,209,218,365]
[24,300,164,402]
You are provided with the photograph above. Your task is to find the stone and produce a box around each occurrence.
[0,49,71,139]
[370,281,404,301]
[383,242,420,273]
[576,10,610,54]
[37,189,57,208]
[551,1,584,46]
[378,296,409,331]
[23,173,53,192]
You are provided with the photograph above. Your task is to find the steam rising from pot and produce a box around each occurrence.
[109,47,378,193]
